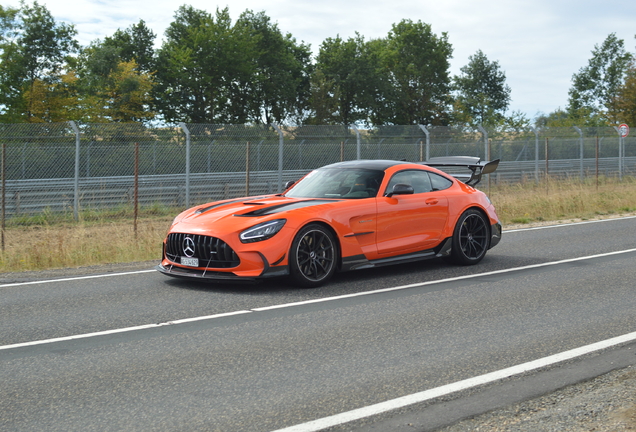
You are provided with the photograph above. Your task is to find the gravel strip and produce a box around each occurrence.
[438,366,636,431]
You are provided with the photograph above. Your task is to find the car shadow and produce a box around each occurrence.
[161,276,296,295]
[157,254,524,296]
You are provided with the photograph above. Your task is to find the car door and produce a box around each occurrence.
[376,169,449,255]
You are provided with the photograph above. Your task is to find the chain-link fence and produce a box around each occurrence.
[1,122,634,225]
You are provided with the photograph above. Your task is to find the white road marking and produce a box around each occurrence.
[253,248,636,311]
[1,248,635,352]
[0,269,156,288]
[0,310,252,351]
[270,330,636,432]
[504,214,636,233]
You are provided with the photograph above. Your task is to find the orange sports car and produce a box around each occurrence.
[156,157,502,287]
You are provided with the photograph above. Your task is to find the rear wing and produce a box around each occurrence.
[422,156,499,187]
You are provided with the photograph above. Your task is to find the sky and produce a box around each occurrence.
[7,0,636,120]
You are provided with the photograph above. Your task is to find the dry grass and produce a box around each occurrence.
[490,176,636,225]
[1,176,635,273]
[0,216,173,272]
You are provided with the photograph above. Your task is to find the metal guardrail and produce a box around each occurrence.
[2,170,308,216]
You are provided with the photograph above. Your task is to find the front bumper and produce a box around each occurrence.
[157,249,290,282]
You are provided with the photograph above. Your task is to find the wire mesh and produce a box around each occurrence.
[0,123,634,225]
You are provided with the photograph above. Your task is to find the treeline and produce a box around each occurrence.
[1,2,635,129]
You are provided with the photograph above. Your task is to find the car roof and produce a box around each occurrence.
[320,159,411,171]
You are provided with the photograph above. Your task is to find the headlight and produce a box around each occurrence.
[240,219,287,243]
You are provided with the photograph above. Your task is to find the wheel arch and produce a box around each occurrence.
[296,220,343,270]
[461,205,492,247]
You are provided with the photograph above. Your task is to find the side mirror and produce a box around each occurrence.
[284,180,296,190]
[385,183,414,197]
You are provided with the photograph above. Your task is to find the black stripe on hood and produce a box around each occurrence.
[195,197,270,214]
[234,200,339,217]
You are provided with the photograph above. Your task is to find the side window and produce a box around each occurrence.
[386,170,433,194]
[429,172,453,191]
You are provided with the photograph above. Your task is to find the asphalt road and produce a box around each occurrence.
[1,217,635,431]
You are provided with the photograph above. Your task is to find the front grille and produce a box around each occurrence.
[165,233,240,268]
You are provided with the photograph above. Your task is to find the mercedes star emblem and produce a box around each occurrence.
[182,236,195,257]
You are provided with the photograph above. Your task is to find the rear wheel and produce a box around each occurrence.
[450,209,490,265]
[289,224,338,287]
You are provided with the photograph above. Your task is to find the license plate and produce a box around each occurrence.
[180,257,199,267]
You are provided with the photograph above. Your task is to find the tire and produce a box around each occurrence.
[450,209,490,265]
[289,224,338,288]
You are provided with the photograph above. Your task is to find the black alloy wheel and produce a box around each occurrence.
[289,224,338,287]
[450,209,490,265]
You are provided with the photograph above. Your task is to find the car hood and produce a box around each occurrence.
[171,195,341,234]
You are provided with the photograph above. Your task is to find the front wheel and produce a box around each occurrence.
[289,224,338,288]
[450,209,490,265]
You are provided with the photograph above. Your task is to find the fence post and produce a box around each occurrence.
[531,126,539,184]
[545,137,550,193]
[418,125,430,161]
[69,121,81,221]
[271,123,284,192]
[477,125,490,187]
[613,126,623,180]
[179,122,191,208]
[478,125,489,161]
[573,126,583,181]
[246,141,250,196]
[133,142,139,238]
[350,124,361,160]
[1,142,5,252]
[595,135,599,190]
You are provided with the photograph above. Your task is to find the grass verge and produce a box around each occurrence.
[1,176,635,273]
[490,176,636,225]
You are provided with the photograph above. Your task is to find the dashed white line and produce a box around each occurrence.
[0,269,156,288]
[2,248,635,352]
[0,310,251,351]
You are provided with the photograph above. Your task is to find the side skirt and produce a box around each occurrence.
[340,238,452,272]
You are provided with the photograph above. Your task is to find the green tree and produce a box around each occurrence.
[610,61,636,126]
[0,5,18,43]
[102,60,155,122]
[22,71,85,122]
[0,1,79,122]
[534,108,581,129]
[102,20,156,73]
[75,20,157,122]
[154,6,252,124]
[233,10,312,125]
[311,33,380,126]
[378,20,453,125]
[567,33,633,125]
[453,50,511,126]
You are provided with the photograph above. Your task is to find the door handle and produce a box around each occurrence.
[425,198,438,205]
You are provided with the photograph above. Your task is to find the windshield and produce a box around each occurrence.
[285,168,385,199]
